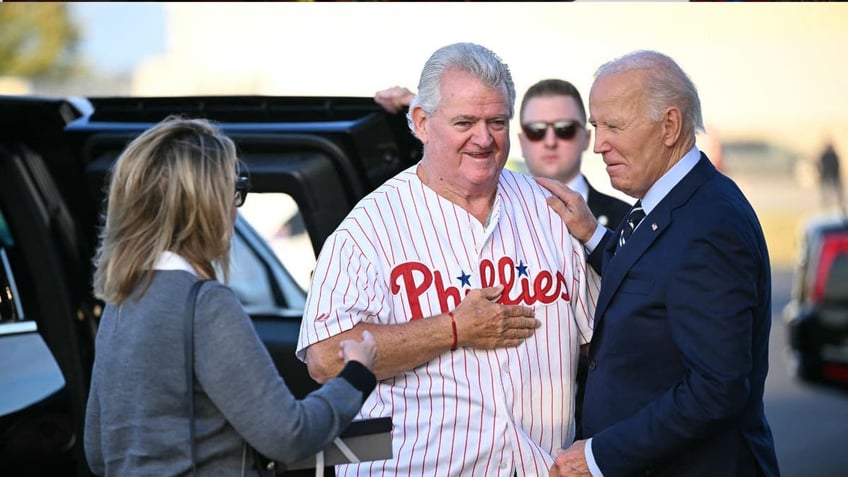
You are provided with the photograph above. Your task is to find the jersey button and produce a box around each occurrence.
[588,360,597,371]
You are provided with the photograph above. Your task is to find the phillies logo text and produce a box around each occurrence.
[390,257,570,320]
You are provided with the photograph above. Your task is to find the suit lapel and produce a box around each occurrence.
[592,154,717,326]
[586,185,612,228]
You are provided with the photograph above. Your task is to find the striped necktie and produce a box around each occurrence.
[619,201,645,248]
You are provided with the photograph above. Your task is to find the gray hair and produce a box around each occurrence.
[406,42,516,134]
[595,50,704,134]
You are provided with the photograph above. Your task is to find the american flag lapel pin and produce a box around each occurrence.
[651,223,658,231]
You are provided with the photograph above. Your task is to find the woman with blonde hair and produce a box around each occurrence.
[84,116,377,476]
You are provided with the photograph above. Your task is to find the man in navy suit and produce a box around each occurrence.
[539,50,780,477]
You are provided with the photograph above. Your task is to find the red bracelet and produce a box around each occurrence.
[449,312,458,351]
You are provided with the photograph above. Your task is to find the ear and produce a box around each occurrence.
[661,107,683,147]
[581,127,592,153]
[411,106,429,144]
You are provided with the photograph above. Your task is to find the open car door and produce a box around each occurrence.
[0,94,420,476]
[0,96,100,476]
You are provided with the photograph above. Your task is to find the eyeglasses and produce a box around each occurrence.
[521,120,583,142]
[234,176,249,208]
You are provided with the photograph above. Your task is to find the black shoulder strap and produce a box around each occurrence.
[184,279,208,475]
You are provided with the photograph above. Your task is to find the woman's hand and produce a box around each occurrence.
[338,330,377,371]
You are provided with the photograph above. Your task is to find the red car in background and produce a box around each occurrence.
[783,215,848,392]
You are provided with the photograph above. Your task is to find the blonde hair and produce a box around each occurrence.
[93,116,240,304]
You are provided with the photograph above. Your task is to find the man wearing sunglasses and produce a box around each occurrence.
[518,79,631,230]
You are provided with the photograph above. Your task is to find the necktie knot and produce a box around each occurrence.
[619,201,645,248]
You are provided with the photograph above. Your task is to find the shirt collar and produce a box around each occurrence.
[566,173,590,202]
[153,251,198,276]
[640,145,700,215]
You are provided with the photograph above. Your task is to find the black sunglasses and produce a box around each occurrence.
[234,175,249,208]
[521,121,583,142]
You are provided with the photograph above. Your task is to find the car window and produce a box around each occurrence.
[0,211,24,325]
[228,227,277,309]
[0,211,11,249]
[0,248,23,324]
[237,192,316,292]
[823,254,848,303]
[0,208,66,417]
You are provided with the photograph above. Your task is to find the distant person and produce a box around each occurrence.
[299,42,600,476]
[540,49,780,477]
[85,116,377,476]
[818,139,844,212]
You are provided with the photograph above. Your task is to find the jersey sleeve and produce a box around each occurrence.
[570,229,599,346]
[296,229,386,362]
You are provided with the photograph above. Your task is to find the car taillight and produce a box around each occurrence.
[822,363,848,383]
[811,232,848,304]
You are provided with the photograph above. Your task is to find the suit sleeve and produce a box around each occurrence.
[296,229,384,362]
[593,212,764,473]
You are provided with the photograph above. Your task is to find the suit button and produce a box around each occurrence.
[588,360,597,370]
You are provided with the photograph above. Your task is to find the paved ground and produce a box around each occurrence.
[767,268,848,477]
[741,173,848,476]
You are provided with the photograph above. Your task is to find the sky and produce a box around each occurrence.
[66,3,848,138]
[70,2,166,74]
[61,1,848,195]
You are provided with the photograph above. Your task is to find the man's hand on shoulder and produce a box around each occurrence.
[535,177,599,243]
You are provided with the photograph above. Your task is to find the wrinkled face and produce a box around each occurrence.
[413,68,511,193]
[588,70,667,199]
[519,95,590,183]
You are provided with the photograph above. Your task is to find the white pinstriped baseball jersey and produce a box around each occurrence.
[296,165,599,476]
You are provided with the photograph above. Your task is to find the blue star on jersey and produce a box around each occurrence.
[457,263,527,287]
[516,260,528,277]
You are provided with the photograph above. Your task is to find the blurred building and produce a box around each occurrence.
[0,77,31,95]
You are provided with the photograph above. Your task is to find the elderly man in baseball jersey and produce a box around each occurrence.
[297,42,600,476]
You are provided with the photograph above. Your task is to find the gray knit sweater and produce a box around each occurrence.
[84,270,375,476]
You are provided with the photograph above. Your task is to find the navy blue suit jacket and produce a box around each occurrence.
[583,155,780,476]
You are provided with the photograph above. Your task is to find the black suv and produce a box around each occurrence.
[783,214,848,392]
[0,95,420,476]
